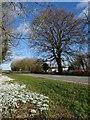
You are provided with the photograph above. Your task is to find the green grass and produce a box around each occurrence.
[7,74,89,120]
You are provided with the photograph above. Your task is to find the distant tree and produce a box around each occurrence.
[30,8,87,74]
[11,58,44,73]
[11,60,21,71]
[75,55,85,70]
[68,65,75,71]
[68,54,89,72]
[31,60,44,73]
[43,63,49,73]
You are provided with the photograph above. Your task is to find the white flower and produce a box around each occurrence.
[42,104,49,108]
[0,75,49,118]
[31,109,36,114]
[39,107,48,111]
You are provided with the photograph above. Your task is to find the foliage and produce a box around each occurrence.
[11,58,44,73]
[11,60,22,71]
[8,74,89,120]
[43,63,49,73]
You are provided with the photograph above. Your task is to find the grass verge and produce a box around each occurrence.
[7,74,89,120]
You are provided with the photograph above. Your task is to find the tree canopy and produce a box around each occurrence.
[30,8,87,74]
[11,58,44,73]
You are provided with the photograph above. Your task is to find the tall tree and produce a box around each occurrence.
[30,8,87,74]
[0,2,52,62]
[1,2,24,62]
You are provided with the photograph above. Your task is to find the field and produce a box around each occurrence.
[7,74,89,120]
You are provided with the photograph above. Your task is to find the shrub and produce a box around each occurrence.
[11,58,44,73]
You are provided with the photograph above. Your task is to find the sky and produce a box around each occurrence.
[1,0,88,70]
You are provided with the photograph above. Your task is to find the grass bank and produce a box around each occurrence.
[7,74,89,120]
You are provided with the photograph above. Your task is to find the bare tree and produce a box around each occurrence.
[1,2,24,62]
[0,2,52,62]
[30,8,87,74]
[69,54,89,72]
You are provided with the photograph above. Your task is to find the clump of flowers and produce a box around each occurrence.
[0,76,49,118]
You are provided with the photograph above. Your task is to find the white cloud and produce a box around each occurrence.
[77,0,89,9]
[12,56,24,61]
[16,22,32,36]
[76,0,88,18]
[1,56,24,70]
[1,63,11,70]
[78,7,88,18]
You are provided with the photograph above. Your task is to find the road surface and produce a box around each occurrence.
[23,74,88,85]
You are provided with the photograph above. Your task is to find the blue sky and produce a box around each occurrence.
[1,1,88,70]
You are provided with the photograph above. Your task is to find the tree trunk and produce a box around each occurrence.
[57,59,62,75]
[45,70,47,73]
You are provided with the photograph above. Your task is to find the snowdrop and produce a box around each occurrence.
[42,104,49,108]
[31,109,36,114]
[39,107,48,111]
[0,75,49,118]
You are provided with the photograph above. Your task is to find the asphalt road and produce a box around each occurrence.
[23,74,88,85]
